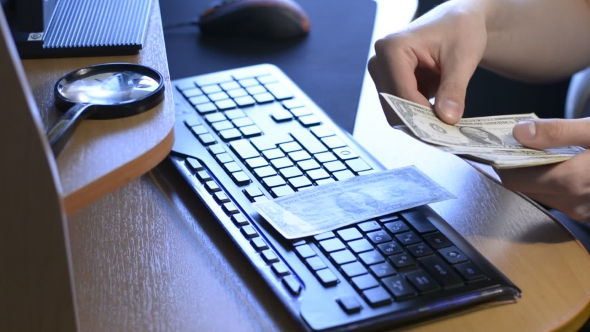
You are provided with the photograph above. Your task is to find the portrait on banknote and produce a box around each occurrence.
[429,123,447,134]
[458,126,502,145]
[335,191,379,214]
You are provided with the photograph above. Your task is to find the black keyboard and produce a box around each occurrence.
[169,64,520,331]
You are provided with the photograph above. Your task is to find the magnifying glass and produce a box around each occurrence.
[47,63,165,157]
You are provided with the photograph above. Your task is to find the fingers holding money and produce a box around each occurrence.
[496,150,590,222]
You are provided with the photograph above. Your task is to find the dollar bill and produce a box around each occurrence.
[251,166,455,239]
[382,93,585,168]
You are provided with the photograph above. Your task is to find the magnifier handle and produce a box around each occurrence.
[47,103,93,157]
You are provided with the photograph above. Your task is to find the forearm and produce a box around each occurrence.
[476,0,590,82]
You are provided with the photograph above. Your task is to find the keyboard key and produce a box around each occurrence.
[295,244,316,258]
[225,109,246,119]
[263,149,286,160]
[405,270,440,293]
[406,243,433,258]
[246,85,267,95]
[254,166,276,178]
[315,178,335,185]
[241,225,259,238]
[220,81,241,90]
[346,158,372,173]
[214,191,230,204]
[209,144,225,155]
[358,221,381,233]
[316,269,339,286]
[196,102,217,114]
[185,158,204,172]
[198,133,216,145]
[389,253,416,269]
[254,92,275,103]
[337,228,363,242]
[182,87,203,98]
[333,170,355,181]
[262,175,286,188]
[246,157,268,169]
[272,262,291,277]
[280,166,303,178]
[401,210,438,234]
[319,238,346,253]
[205,113,227,123]
[383,221,410,234]
[299,114,322,127]
[323,160,346,172]
[419,255,464,289]
[289,176,312,189]
[395,231,421,246]
[282,99,304,109]
[282,275,302,296]
[306,168,330,181]
[337,296,362,314]
[297,159,320,171]
[270,157,294,169]
[454,262,487,282]
[358,250,385,266]
[197,170,211,182]
[306,256,327,271]
[290,107,313,117]
[311,126,334,138]
[219,128,242,141]
[382,275,416,299]
[351,274,379,290]
[321,136,346,149]
[228,88,248,98]
[195,74,232,87]
[189,95,209,105]
[201,84,222,94]
[234,95,256,107]
[208,91,229,101]
[314,232,335,241]
[176,81,197,90]
[423,232,453,249]
[291,129,328,154]
[341,261,368,278]
[377,242,404,256]
[261,250,280,263]
[205,181,221,193]
[265,82,293,100]
[222,202,239,215]
[231,214,249,226]
[257,75,277,84]
[243,187,263,200]
[370,262,397,278]
[232,117,254,127]
[251,237,269,251]
[240,125,263,137]
[438,246,468,264]
[212,120,234,132]
[230,140,259,160]
[215,153,233,164]
[232,171,251,185]
[333,147,358,160]
[366,230,392,244]
[239,78,259,87]
[348,239,373,254]
[215,99,237,110]
[330,250,357,265]
[224,162,241,173]
[279,141,302,153]
[250,137,276,151]
[183,115,201,127]
[271,109,293,122]
[271,185,295,197]
[289,150,311,162]
[363,287,392,307]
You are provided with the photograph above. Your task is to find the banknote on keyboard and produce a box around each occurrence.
[251,166,455,239]
[380,93,585,169]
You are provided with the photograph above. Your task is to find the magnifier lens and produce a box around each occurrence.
[57,71,160,105]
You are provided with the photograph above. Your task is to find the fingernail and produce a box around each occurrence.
[439,100,461,120]
[514,120,536,140]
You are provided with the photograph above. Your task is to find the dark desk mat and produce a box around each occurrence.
[161,0,377,133]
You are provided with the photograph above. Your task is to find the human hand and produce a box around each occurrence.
[496,118,590,222]
[368,1,489,125]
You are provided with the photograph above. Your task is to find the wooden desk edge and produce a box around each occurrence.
[64,126,174,215]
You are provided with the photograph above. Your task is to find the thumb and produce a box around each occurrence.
[433,57,476,125]
[513,118,590,149]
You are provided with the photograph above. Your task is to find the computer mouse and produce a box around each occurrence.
[198,0,310,40]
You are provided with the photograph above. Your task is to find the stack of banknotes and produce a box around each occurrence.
[381,93,585,169]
